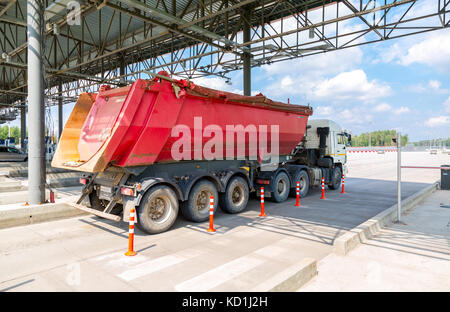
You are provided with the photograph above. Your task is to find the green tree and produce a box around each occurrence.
[352,130,408,147]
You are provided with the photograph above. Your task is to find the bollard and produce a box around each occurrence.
[207,196,216,232]
[295,181,300,207]
[49,191,55,203]
[320,177,325,199]
[125,208,137,256]
[259,187,266,217]
[341,174,345,194]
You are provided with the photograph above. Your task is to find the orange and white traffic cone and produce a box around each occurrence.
[320,177,326,199]
[207,196,216,232]
[259,187,266,217]
[295,181,300,207]
[125,208,137,256]
[341,174,345,194]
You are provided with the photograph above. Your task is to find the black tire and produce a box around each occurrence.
[219,176,249,214]
[271,171,291,203]
[181,179,218,222]
[328,166,342,190]
[136,185,179,234]
[289,170,310,198]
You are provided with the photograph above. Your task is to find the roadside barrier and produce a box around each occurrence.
[259,187,266,217]
[125,208,137,256]
[341,174,345,194]
[320,177,325,199]
[295,181,300,207]
[207,196,216,232]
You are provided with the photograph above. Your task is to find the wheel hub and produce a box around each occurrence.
[231,185,244,205]
[196,190,210,211]
[277,179,286,194]
[149,197,167,221]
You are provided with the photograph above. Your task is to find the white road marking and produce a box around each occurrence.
[174,255,263,292]
[253,245,285,258]
[117,255,187,281]
[116,249,203,281]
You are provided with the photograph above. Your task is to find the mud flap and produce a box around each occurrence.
[123,199,138,223]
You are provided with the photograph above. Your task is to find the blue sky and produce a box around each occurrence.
[10,0,450,142]
[193,28,450,142]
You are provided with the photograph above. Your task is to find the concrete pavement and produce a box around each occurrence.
[300,190,450,291]
[0,152,447,291]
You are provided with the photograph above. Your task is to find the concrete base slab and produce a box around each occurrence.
[0,152,447,292]
[0,199,86,229]
[300,190,450,291]
[333,181,440,256]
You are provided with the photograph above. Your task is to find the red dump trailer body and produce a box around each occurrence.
[52,72,313,173]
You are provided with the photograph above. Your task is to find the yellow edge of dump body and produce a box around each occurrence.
[51,92,108,173]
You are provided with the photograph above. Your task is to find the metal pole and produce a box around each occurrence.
[58,82,63,138]
[397,131,401,222]
[242,7,251,96]
[20,106,26,150]
[27,0,46,204]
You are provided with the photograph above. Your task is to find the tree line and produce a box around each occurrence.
[412,138,450,147]
[351,130,408,147]
[0,125,21,143]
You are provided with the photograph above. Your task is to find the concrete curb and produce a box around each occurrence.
[333,181,440,256]
[0,202,87,229]
[251,258,317,292]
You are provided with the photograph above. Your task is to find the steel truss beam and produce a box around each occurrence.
[0,0,448,108]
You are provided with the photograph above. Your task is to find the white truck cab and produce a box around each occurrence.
[304,119,349,174]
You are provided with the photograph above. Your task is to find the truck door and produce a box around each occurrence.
[334,133,346,165]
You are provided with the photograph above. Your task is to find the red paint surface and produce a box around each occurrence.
[77,72,313,168]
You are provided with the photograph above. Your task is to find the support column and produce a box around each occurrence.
[27,0,46,204]
[242,8,252,96]
[20,106,26,150]
[58,82,63,138]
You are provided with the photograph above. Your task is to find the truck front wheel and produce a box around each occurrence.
[181,180,218,222]
[328,166,342,190]
[220,176,249,214]
[271,171,291,203]
[137,185,179,234]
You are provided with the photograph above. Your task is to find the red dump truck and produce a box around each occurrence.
[52,71,350,234]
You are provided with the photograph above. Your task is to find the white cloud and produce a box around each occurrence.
[316,106,334,116]
[444,96,450,112]
[399,32,450,69]
[429,80,441,91]
[394,106,410,115]
[374,103,392,112]
[425,116,450,127]
[262,47,363,79]
[411,80,449,94]
[309,70,391,102]
[281,76,293,87]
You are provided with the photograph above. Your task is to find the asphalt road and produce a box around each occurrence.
[0,152,447,291]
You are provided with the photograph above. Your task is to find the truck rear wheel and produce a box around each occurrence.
[328,166,342,190]
[219,176,249,214]
[289,170,310,198]
[136,185,179,234]
[181,180,218,222]
[271,171,290,203]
